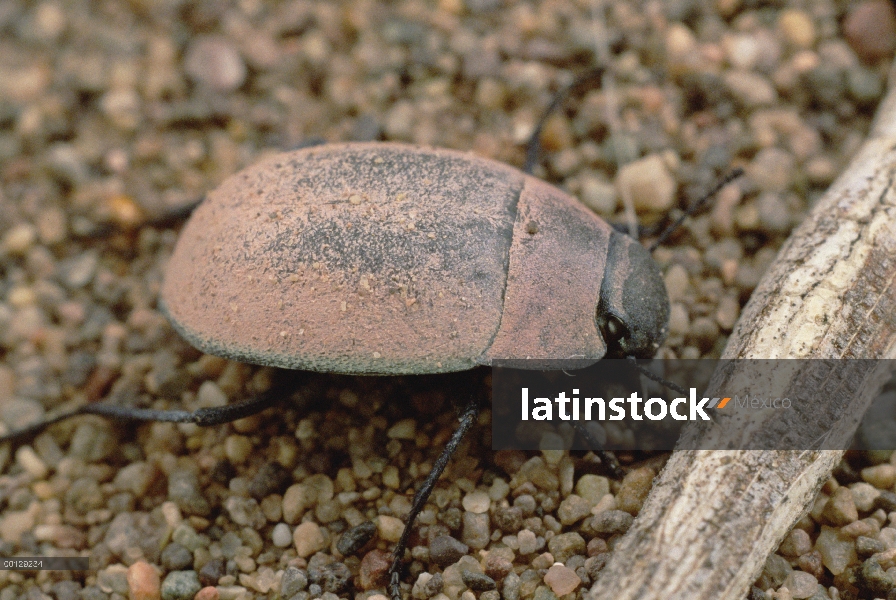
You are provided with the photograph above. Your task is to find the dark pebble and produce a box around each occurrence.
[281,566,309,597]
[307,584,323,597]
[161,542,193,571]
[308,562,353,594]
[168,469,211,517]
[589,510,634,535]
[337,521,377,556]
[833,460,862,485]
[430,535,469,568]
[484,554,514,581]
[857,536,887,557]
[198,558,226,587]
[797,550,824,580]
[462,570,497,591]
[493,507,523,533]
[585,554,609,581]
[750,586,772,600]
[858,559,894,597]
[442,507,463,531]
[423,573,444,597]
[874,490,896,512]
[755,553,792,590]
[249,462,292,499]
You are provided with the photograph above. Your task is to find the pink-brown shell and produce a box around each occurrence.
[161,142,612,374]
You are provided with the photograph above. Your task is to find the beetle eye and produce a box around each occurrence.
[597,311,630,355]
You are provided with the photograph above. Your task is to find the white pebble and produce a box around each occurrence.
[272,523,292,547]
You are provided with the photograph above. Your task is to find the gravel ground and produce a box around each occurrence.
[2,1,896,600]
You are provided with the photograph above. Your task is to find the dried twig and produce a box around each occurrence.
[588,62,896,600]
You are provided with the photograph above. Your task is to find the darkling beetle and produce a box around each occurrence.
[0,69,742,599]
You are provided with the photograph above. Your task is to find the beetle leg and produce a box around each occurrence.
[572,421,625,480]
[0,384,287,447]
[389,397,481,600]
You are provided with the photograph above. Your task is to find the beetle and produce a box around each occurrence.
[159,141,671,375]
[162,140,676,598]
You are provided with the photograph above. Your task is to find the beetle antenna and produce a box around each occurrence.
[389,396,481,600]
[647,168,744,253]
[627,356,688,396]
[524,67,605,175]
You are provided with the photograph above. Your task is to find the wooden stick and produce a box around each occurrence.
[588,62,896,600]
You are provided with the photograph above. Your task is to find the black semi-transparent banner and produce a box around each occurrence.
[491,359,896,451]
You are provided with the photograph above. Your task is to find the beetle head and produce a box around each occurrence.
[596,232,670,358]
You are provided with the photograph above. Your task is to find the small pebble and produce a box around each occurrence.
[462,512,490,550]
[494,506,523,533]
[359,549,392,590]
[815,526,857,576]
[557,494,590,525]
[462,570,496,591]
[161,571,201,600]
[857,558,894,597]
[822,487,859,526]
[168,469,211,516]
[249,462,292,499]
[856,535,887,557]
[844,1,896,62]
[778,10,816,49]
[376,515,405,543]
[272,523,293,548]
[308,562,353,594]
[293,522,327,558]
[337,521,377,555]
[862,464,896,489]
[224,496,266,528]
[184,36,247,92]
[280,566,309,597]
[781,570,818,599]
[194,587,219,600]
[127,561,161,600]
[590,510,634,535]
[462,490,491,514]
[614,154,676,213]
[756,554,793,590]
[518,530,538,555]
[430,535,470,568]
[575,475,610,505]
[779,529,812,557]
[424,573,445,597]
[616,468,655,515]
[849,482,881,513]
[161,542,193,571]
[387,418,416,439]
[198,559,226,587]
[544,564,581,596]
